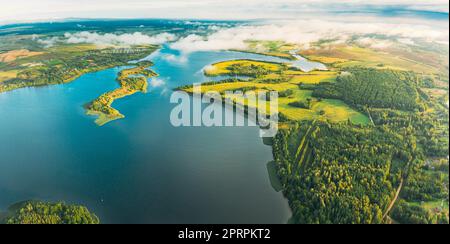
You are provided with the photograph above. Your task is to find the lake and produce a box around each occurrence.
[0,46,298,224]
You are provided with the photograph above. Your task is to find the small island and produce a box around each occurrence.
[85,61,158,126]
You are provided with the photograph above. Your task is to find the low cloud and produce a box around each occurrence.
[397,38,416,45]
[150,78,166,87]
[355,37,394,49]
[64,32,176,46]
[37,36,60,47]
[170,19,449,53]
[37,31,177,48]
[161,53,188,64]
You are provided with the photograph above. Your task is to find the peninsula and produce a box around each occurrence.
[86,60,157,126]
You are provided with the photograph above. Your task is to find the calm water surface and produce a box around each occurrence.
[0,46,293,223]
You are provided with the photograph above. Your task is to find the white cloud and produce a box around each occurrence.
[170,19,449,53]
[356,37,394,49]
[161,54,188,64]
[37,36,60,47]
[150,78,165,87]
[64,32,176,46]
[0,0,448,23]
[397,38,416,45]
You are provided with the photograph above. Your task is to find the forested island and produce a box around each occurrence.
[0,201,99,224]
[85,60,157,125]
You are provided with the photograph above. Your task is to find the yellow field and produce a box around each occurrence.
[0,70,18,83]
[288,72,337,84]
[204,59,284,76]
[183,80,369,125]
[306,56,349,64]
[48,44,104,53]
[0,49,44,63]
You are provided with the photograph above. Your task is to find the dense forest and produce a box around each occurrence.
[273,121,413,223]
[2,201,99,224]
[273,67,449,224]
[313,68,423,111]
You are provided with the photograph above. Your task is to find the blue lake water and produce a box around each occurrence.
[0,46,293,223]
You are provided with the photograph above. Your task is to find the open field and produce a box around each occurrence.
[287,71,337,84]
[301,45,449,76]
[0,49,44,62]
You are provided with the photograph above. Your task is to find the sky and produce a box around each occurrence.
[0,0,449,24]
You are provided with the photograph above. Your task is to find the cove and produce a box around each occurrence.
[0,45,296,224]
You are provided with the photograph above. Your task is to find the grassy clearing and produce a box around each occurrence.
[408,200,449,217]
[420,201,449,211]
[277,89,369,124]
